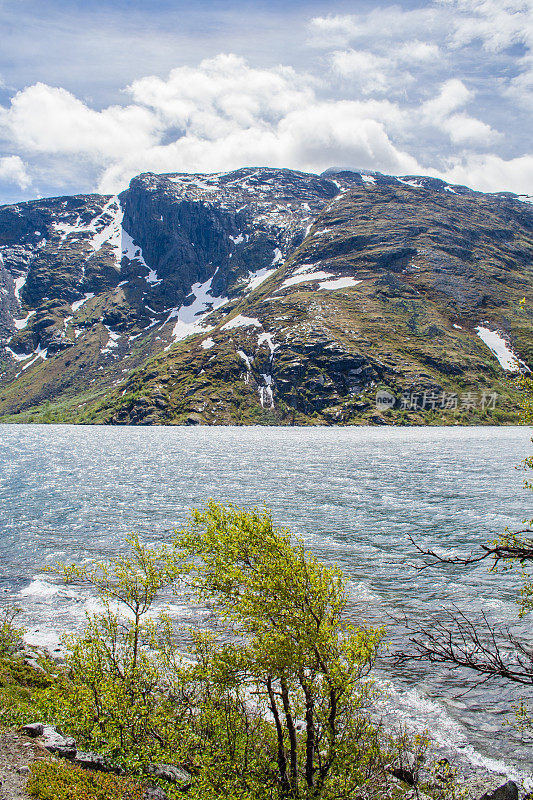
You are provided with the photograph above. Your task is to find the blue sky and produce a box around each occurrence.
[0,0,532,203]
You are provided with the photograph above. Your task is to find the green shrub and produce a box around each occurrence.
[0,606,24,656]
[26,761,144,800]
[42,505,464,799]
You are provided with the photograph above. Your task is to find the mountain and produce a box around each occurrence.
[0,167,531,425]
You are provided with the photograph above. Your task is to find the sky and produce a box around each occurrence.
[0,0,532,204]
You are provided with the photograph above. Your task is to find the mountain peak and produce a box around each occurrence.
[0,167,531,424]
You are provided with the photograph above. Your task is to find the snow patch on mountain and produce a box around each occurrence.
[278,270,335,290]
[257,332,276,354]
[271,248,283,265]
[222,315,262,330]
[14,275,26,301]
[475,326,526,372]
[71,293,94,312]
[13,309,36,330]
[318,277,362,290]
[166,271,228,345]
[237,350,253,371]
[248,267,276,290]
[5,347,31,362]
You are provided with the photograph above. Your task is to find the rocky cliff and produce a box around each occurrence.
[0,167,531,425]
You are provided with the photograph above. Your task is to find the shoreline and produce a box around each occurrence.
[2,638,531,800]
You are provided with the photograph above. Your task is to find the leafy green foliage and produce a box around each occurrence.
[0,606,24,656]
[0,655,55,728]
[26,761,144,800]
[40,505,462,799]
[177,502,385,798]
[40,535,185,760]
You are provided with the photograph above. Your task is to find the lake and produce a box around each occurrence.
[1,424,532,780]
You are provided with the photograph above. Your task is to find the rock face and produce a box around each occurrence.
[479,780,519,800]
[0,167,531,425]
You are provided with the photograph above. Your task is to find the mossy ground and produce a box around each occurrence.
[26,762,145,800]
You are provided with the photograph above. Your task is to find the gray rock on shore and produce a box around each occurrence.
[479,780,519,800]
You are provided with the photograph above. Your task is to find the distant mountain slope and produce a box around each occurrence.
[0,167,531,425]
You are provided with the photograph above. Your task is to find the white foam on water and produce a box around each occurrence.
[20,578,62,599]
[24,627,62,650]
[373,678,533,788]
[346,580,382,604]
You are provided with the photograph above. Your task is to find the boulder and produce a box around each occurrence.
[21,722,44,737]
[143,787,170,800]
[389,766,415,786]
[23,657,46,674]
[479,781,519,800]
[144,763,192,788]
[72,751,119,773]
[42,725,76,759]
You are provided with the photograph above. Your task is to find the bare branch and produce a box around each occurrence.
[407,533,533,570]
[395,608,533,685]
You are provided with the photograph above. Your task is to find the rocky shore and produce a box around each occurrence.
[1,641,528,800]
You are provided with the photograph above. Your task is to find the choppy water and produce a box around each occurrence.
[1,424,532,778]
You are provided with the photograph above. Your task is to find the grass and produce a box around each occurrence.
[0,654,57,728]
[26,761,145,800]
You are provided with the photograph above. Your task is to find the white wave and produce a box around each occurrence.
[24,627,62,650]
[20,578,62,599]
[374,679,532,787]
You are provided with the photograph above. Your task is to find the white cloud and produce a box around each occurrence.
[396,40,441,62]
[422,78,473,118]
[331,50,393,94]
[443,0,533,107]
[308,8,441,49]
[439,152,533,194]
[421,79,500,145]
[307,15,360,48]
[0,83,159,160]
[0,3,530,203]
[442,113,499,145]
[444,0,533,52]
[0,54,423,196]
[97,98,421,193]
[0,155,31,189]
[128,54,316,134]
[276,102,420,174]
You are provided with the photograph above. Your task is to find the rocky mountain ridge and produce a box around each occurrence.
[0,166,531,425]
